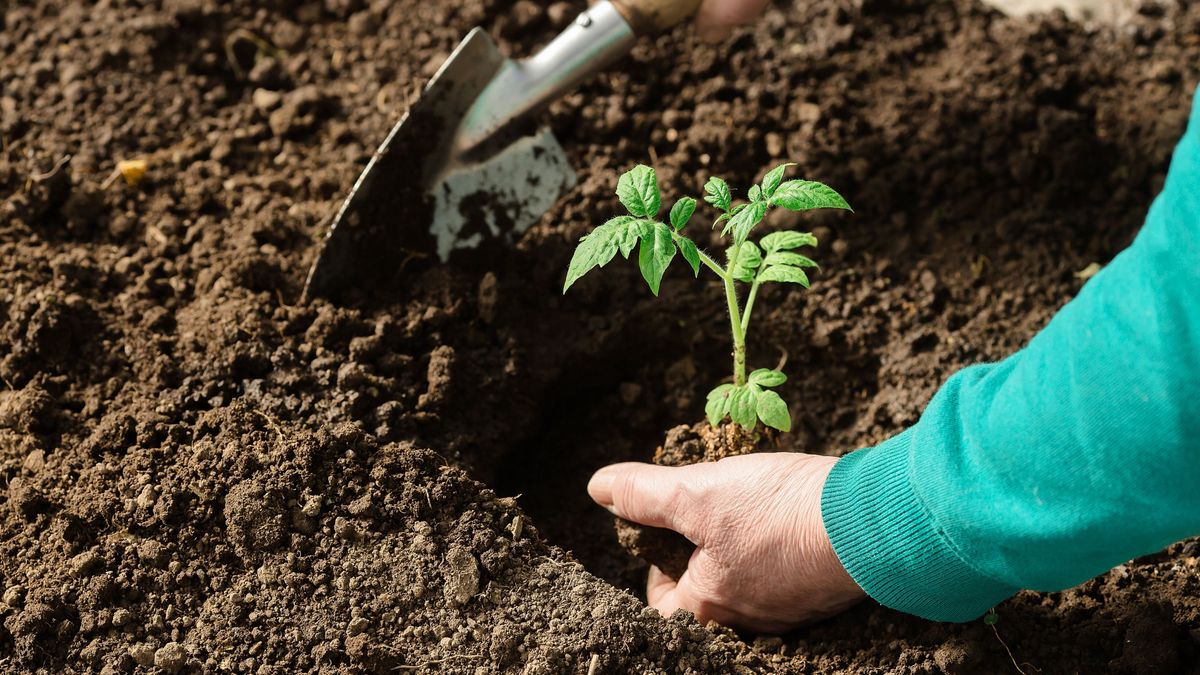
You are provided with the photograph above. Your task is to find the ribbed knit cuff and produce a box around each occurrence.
[821,428,1018,622]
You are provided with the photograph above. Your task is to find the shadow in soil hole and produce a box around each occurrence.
[492,353,694,594]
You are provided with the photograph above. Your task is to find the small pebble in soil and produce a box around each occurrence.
[135,485,158,510]
[2,584,25,608]
[252,88,281,111]
[933,638,984,671]
[21,449,45,473]
[765,132,785,157]
[302,495,322,517]
[112,608,134,627]
[478,272,499,324]
[334,516,359,541]
[154,642,188,673]
[69,550,100,577]
[137,539,168,567]
[348,10,380,36]
[129,643,155,667]
[510,0,541,31]
[920,269,939,293]
[425,346,455,404]
[248,58,283,88]
[270,19,305,51]
[443,545,480,607]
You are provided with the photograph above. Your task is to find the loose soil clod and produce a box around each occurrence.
[2,0,1200,673]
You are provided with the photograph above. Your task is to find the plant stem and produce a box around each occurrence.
[725,241,747,386]
[669,229,746,385]
[698,250,729,280]
[740,275,764,336]
[670,232,728,281]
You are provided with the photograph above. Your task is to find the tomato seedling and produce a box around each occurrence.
[563,163,851,432]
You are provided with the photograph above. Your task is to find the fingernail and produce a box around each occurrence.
[587,466,618,507]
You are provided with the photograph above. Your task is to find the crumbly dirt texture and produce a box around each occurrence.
[3,0,1200,673]
[614,423,760,580]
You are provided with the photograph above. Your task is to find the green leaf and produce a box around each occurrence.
[677,236,701,277]
[748,184,763,203]
[726,242,762,282]
[729,386,757,428]
[562,222,621,293]
[749,369,786,387]
[724,201,768,242]
[616,218,650,258]
[770,180,851,212]
[704,176,731,212]
[705,384,735,426]
[669,197,697,231]
[764,251,819,269]
[761,163,795,198]
[756,390,791,431]
[638,221,676,296]
[716,203,749,228]
[760,230,818,252]
[707,384,734,401]
[758,265,810,287]
[616,165,661,217]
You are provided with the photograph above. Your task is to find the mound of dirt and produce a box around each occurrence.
[2,0,1199,672]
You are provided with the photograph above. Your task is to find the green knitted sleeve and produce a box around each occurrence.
[821,86,1200,622]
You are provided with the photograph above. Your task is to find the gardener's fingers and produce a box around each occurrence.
[646,565,702,620]
[587,462,707,539]
[695,0,770,42]
[646,565,677,608]
[647,552,744,627]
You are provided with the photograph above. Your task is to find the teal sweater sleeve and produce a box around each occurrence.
[821,86,1200,623]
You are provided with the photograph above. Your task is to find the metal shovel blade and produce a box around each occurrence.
[302,28,576,302]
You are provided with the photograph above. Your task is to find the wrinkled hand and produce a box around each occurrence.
[588,453,864,633]
[696,0,770,42]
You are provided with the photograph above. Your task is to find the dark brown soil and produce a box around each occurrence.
[3,0,1200,673]
[614,422,760,580]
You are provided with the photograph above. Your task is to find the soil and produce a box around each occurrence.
[614,423,760,581]
[2,0,1200,673]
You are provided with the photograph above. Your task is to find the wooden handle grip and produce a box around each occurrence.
[611,0,703,35]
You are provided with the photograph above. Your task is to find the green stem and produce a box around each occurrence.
[698,250,729,280]
[725,241,747,386]
[670,231,728,281]
[670,228,746,385]
[740,275,764,336]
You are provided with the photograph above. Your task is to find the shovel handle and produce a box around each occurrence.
[612,0,704,35]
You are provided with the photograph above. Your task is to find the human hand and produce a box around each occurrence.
[696,0,770,42]
[588,452,864,632]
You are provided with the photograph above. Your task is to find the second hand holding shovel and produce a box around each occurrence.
[303,0,705,302]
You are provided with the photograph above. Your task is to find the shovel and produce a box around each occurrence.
[302,0,703,302]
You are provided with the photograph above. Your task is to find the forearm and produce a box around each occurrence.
[822,86,1200,622]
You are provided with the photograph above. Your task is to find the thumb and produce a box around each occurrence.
[587,462,703,538]
[646,552,728,627]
